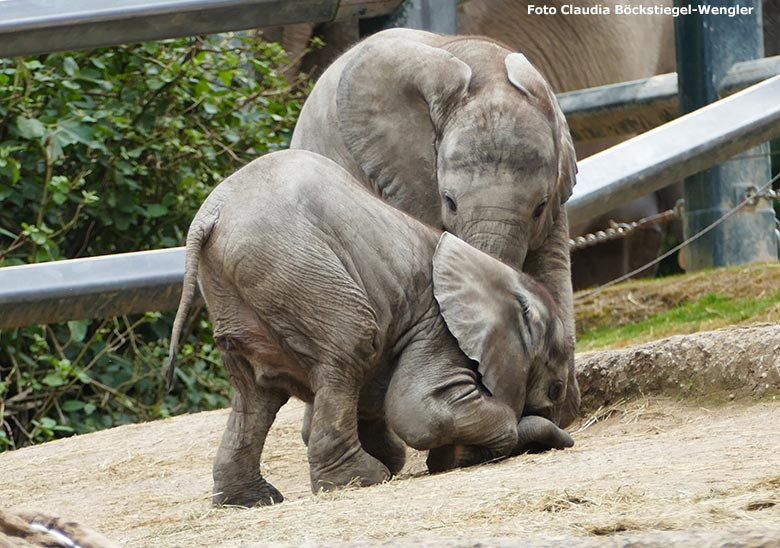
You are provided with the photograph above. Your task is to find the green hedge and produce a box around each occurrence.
[0,34,308,450]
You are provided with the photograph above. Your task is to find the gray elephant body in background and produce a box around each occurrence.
[279,0,777,289]
[458,0,676,93]
[291,28,580,425]
[459,0,779,288]
[168,150,574,507]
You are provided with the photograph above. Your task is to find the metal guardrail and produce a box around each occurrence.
[2,75,779,329]
[559,55,780,141]
[2,0,774,141]
[1,0,776,141]
[0,249,185,328]
[673,0,775,270]
[0,0,403,58]
[567,75,780,225]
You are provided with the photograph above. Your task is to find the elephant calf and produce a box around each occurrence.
[168,149,574,507]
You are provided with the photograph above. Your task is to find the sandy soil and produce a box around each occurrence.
[2,389,780,546]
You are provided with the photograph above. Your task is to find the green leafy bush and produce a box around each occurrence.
[0,34,307,450]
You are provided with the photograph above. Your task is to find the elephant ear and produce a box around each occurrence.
[432,233,548,415]
[336,38,472,219]
[504,53,577,206]
[551,98,577,206]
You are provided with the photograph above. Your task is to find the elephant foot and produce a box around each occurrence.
[212,476,284,508]
[426,444,501,474]
[309,446,391,493]
[369,441,406,477]
[359,419,407,475]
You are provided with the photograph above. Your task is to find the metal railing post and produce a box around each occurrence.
[359,0,457,35]
[674,0,777,269]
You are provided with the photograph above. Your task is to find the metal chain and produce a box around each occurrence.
[744,186,780,204]
[574,172,780,301]
[570,188,780,251]
[569,203,683,251]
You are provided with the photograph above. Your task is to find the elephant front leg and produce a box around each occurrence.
[307,386,391,493]
[213,353,288,507]
[428,415,575,471]
[511,414,575,455]
[421,396,519,474]
[426,444,501,473]
[387,352,519,475]
[301,403,313,445]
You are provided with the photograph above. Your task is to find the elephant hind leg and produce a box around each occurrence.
[212,352,288,507]
[305,400,406,476]
[307,384,391,492]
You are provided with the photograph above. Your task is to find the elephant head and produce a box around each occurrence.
[335,29,577,270]
[432,233,574,422]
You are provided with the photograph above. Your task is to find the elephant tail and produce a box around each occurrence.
[166,210,217,391]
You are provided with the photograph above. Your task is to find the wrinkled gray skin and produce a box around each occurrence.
[279,4,673,292]
[458,0,780,288]
[291,28,580,427]
[168,150,575,507]
[456,0,677,290]
[281,0,778,290]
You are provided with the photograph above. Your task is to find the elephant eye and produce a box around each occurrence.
[548,380,564,403]
[444,192,458,214]
[533,199,548,219]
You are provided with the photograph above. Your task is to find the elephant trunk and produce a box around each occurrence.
[455,217,529,272]
[512,415,574,455]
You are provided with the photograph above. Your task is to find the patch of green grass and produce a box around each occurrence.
[577,291,780,351]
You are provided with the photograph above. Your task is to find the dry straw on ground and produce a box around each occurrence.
[2,264,780,546]
[1,392,780,547]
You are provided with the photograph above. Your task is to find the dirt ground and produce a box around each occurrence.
[3,264,780,547]
[2,389,780,546]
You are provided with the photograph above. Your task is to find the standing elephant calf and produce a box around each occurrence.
[168,150,574,507]
[290,28,580,426]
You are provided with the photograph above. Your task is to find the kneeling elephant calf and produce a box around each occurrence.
[168,149,576,507]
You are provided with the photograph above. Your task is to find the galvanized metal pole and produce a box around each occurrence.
[674,0,777,269]
[360,0,457,35]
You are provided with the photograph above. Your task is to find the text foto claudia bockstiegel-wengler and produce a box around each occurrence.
[527,4,756,17]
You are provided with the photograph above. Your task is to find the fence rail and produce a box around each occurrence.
[1,0,779,328]
[0,249,185,328]
[2,75,779,329]
[0,0,403,58]
[2,0,775,140]
[566,75,780,225]
[559,55,780,141]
